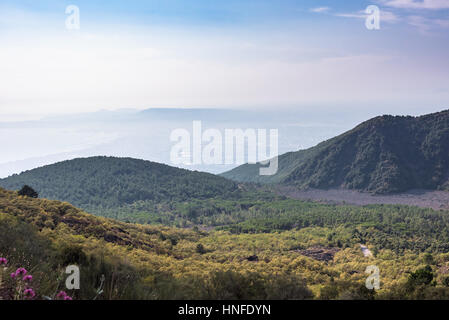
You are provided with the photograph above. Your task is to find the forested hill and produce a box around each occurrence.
[222,110,449,194]
[0,156,239,209]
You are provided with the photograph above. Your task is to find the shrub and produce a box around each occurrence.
[18,185,38,198]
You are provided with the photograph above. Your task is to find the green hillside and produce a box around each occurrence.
[0,156,240,219]
[222,110,449,194]
[3,187,449,300]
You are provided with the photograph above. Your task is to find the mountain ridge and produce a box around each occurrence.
[222,110,449,194]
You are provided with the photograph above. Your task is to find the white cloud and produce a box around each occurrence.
[335,10,400,23]
[405,15,449,32]
[0,5,448,116]
[380,0,449,10]
[407,15,432,32]
[334,12,365,19]
[375,0,449,33]
[380,10,402,22]
[310,7,330,13]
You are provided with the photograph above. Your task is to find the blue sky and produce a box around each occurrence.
[0,0,448,117]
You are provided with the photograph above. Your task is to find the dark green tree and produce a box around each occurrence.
[424,253,434,265]
[443,277,449,287]
[18,185,38,198]
[408,265,434,287]
[196,243,206,254]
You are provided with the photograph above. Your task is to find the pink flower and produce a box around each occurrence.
[23,275,33,282]
[10,272,16,279]
[15,268,27,276]
[56,291,67,299]
[24,288,35,299]
[64,296,73,300]
[0,257,7,265]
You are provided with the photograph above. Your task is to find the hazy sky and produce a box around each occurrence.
[0,0,449,117]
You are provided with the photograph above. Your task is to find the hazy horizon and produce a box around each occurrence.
[1,0,449,117]
[1,106,448,179]
[1,0,449,176]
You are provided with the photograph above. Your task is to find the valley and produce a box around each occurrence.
[1,110,449,300]
[2,180,449,300]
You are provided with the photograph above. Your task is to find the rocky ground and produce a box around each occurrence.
[296,247,341,262]
[278,187,449,211]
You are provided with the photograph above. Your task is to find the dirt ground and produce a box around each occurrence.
[277,186,449,211]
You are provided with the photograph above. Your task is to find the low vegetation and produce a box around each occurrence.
[2,187,449,300]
